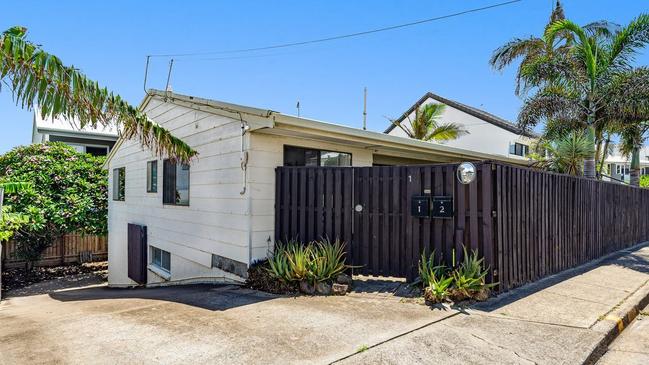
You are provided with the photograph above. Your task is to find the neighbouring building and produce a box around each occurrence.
[384,92,537,160]
[32,108,118,156]
[105,90,530,287]
[604,145,649,183]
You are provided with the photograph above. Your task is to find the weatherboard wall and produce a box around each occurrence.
[107,98,248,286]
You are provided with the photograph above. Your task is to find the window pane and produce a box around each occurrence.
[175,164,190,205]
[152,247,162,267]
[86,146,108,156]
[147,161,158,193]
[305,149,319,166]
[163,160,176,204]
[161,250,171,271]
[320,151,351,166]
[113,168,125,201]
[283,146,306,166]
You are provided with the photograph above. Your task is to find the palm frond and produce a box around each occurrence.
[546,19,597,83]
[425,123,469,142]
[0,26,197,163]
[608,14,649,70]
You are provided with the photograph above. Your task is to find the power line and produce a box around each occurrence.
[147,0,523,58]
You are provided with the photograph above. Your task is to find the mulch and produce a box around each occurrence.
[245,260,298,294]
[1,261,108,293]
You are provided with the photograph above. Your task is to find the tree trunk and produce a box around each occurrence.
[630,146,640,187]
[598,135,611,175]
[594,128,604,178]
[583,124,597,179]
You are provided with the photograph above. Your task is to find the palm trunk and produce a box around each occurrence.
[630,146,640,187]
[598,135,611,175]
[583,124,597,179]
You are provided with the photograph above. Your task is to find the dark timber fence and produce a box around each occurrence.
[275,162,649,291]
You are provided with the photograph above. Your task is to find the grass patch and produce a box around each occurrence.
[356,344,369,353]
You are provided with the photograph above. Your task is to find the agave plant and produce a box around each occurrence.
[311,238,347,283]
[424,274,454,304]
[417,250,447,287]
[451,247,495,301]
[267,243,293,282]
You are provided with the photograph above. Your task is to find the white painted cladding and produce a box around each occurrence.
[387,97,533,159]
[107,97,373,286]
[108,98,251,286]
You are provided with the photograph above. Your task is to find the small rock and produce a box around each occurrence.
[315,282,332,295]
[336,273,353,286]
[299,280,315,295]
[332,283,348,295]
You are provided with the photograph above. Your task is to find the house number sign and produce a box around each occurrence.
[432,196,454,219]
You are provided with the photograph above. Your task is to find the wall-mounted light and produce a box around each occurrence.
[457,162,477,184]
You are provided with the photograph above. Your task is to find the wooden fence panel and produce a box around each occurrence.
[1,233,107,268]
[276,163,493,281]
[493,163,649,291]
[276,162,649,292]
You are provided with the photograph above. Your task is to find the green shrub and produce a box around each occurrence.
[0,142,108,264]
[267,238,348,286]
[640,175,649,188]
[0,143,107,268]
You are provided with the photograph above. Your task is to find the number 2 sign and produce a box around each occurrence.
[432,196,453,219]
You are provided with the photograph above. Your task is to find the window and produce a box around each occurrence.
[85,146,109,156]
[509,143,529,157]
[112,167,125,201]
[283,146,352,167]
[147,161,158,193]
[163,159,190,206]
[151,246,171,272]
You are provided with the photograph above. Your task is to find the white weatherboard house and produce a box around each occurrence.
[106,90,529,287]
[604,145,649,183]
[385,92,537,160]
[32,108,118,156]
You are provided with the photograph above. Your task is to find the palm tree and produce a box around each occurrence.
[517,14,649,179]
[391,103,468,142]
[489,1,572,97]
[532,131,594,175]
[0,26,196,163]
[608,68,649,186]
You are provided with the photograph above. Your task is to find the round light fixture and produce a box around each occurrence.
[457,162,477,184]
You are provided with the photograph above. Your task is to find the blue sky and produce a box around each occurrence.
[1,0,648,153]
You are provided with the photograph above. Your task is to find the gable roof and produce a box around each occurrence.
[384,92,536,138]
[105,90,533,167]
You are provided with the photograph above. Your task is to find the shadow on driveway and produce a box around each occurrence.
[49,284,279,311]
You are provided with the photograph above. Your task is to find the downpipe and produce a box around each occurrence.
[239,114,250,195]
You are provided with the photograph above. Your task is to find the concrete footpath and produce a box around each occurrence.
[340,244,649,365]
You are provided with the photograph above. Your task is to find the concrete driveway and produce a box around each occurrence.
[2,244,648,365]
[0,281,452,365]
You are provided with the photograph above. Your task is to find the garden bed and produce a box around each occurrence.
[1,261,107,294]
[246,239,353,296]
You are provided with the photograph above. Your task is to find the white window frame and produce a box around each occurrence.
[150,246,171,273]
